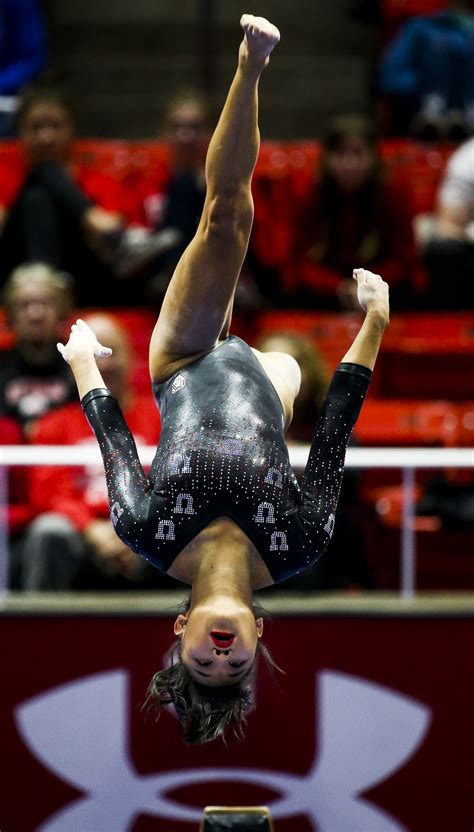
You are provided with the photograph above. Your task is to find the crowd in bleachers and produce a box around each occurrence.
[1,0,473,593]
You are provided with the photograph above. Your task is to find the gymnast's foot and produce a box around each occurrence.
[239,14,280,71]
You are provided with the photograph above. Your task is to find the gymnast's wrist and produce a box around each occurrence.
[68,350,97,372]
[365,303,389,330]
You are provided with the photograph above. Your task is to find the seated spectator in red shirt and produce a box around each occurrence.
[0,81,174,306]
[0,415,33,588]
[19,312,176,590]
[0,262,76,436]
[283,115,419,310]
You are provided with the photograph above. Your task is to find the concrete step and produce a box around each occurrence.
[45,0,376,139]
[48,0,198,24]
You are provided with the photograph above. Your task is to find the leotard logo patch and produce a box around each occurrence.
[171,375,186,394]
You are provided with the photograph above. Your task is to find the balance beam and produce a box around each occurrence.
[200,806,273,831]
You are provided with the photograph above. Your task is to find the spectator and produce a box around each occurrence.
[139,90,266,309]
[422,137,474,307]
[0,0,47,136]
[254,331,374,591]
[284,115,418,310]
[139,90,209,300]
[18,312,174,590]
[0,415,33,589]
[378,1,474,139]
[0,262,76,436]
[0,82,176,305]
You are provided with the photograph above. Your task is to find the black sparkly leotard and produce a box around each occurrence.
[82,335,371,584]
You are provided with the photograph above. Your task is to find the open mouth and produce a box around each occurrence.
[210,631,235,649]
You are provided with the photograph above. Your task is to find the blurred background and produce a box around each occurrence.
[0,2,473,830]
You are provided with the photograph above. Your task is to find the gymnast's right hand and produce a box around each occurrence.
[57,318,113,364]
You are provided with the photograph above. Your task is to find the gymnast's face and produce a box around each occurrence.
[175,602,263,687]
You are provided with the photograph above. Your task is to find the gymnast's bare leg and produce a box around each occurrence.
[148,15,281,383]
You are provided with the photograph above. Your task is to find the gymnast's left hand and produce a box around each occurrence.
[57,318,113,365]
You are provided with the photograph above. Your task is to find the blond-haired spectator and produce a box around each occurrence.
[0,262,76,435]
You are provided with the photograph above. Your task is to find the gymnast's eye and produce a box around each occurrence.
[229,661,246,668]
[196,659,212,667]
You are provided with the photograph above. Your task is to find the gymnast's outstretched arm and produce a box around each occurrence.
[57,319,152,548]
[299,269,389,546]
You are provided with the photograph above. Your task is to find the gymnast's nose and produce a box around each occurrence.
[213,648,230,656]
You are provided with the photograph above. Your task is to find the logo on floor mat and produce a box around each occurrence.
[15,669,431,831]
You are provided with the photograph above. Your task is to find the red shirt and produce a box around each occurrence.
[0,415,32,535]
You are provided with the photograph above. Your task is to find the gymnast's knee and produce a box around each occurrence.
[204,191,254,242]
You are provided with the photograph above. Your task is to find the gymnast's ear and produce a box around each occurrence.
[256,617,264,638]
[174,614,188,636]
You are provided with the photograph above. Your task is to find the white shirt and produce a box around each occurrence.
[439,138,474,216]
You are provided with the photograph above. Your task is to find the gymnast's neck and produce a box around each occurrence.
[167,516,274,591]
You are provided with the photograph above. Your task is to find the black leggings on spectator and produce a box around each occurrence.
[0,161,125,306]
[423,237,474,309]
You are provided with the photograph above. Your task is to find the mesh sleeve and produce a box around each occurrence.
[81,388,152,546]
[299,363,372,551]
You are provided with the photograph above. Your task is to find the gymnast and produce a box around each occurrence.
[57,14,390,744]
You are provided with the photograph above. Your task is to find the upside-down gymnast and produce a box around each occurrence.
[58,14,390,745]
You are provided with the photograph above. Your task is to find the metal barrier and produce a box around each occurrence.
[1,444,473,597]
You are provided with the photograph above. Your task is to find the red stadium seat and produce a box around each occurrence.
[356,397,458,495]
[256,310,381,388]
[365,515,474,589]
[379,313,474,400]
[370,483,431,529]
[458,403,474,446]
[0,140,22,165]
[73,139,133,181]
[379,0,448,43]
[0,136,453,217]
[254,141,293,178]
[127,141,172,172]
[381,140,454,214]
[380,0,447,24]
[256,311,363,353]
[387,312,474,344]
[355,399,458,446]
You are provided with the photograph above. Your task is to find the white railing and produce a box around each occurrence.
[1,445,473,598]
